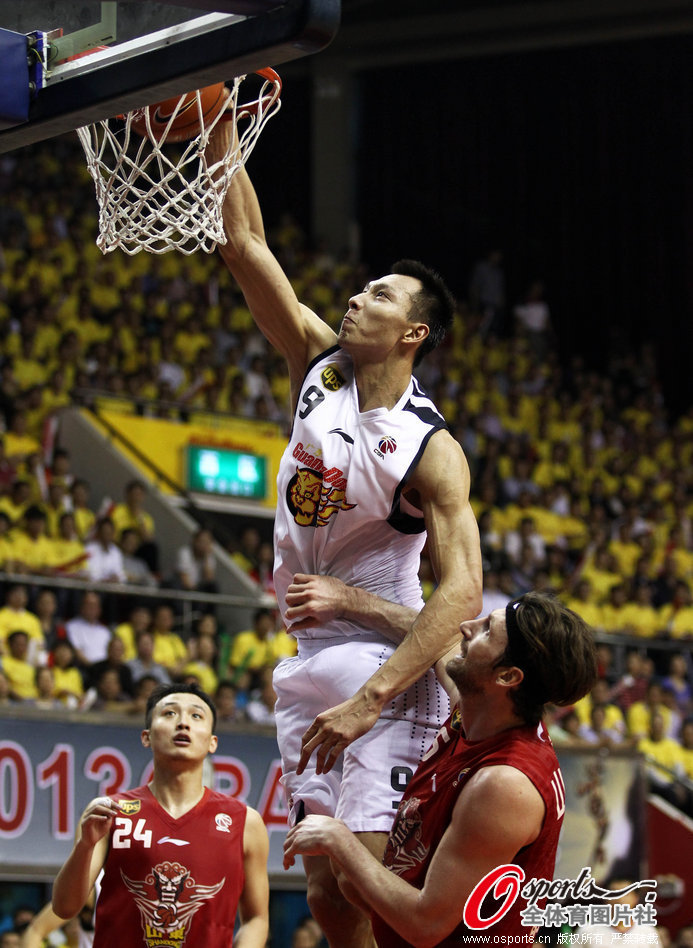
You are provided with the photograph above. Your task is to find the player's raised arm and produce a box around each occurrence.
[52,796,116,919]
[206,120,335,397]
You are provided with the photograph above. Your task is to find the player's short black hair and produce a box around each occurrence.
[391,259,456,366]
[145,682,217,730]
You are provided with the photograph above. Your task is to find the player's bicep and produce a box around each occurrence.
[415,434,482,592]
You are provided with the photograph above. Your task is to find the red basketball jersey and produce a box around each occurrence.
[372,710,566,946]
[93,785,247,948]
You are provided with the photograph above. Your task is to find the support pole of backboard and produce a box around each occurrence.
[48,2,117,64]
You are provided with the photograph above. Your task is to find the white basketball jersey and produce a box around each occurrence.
[274,346,447,640]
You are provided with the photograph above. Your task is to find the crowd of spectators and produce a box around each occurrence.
[0,136,691,801]
[0,578,294,726]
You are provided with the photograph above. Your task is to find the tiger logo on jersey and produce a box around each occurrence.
[320,365,346,391]
[286,467,356,527]
[383,797,429,876]
[122,860,224,947]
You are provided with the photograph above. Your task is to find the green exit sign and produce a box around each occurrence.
[186,445,268,500]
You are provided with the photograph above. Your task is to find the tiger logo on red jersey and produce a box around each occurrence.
[122,860,224,946]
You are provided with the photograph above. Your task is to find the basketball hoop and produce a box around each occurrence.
[76,68,282,255]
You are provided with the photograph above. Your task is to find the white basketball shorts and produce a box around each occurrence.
[273,637,450,833]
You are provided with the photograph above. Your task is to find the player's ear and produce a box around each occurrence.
[208,734,218,754]
[141,729,151,748]
[403,322,429,345]
[496,666,524,688]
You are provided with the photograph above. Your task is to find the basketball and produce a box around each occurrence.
[130,83,228,142]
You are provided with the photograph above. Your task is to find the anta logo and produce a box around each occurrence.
[118,799,142,815]
[374,436,397,459]
[320,365,346,391]
[215,814,233,833]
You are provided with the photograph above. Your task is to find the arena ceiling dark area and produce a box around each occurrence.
[0,1,691,412]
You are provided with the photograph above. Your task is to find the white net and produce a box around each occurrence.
[76,69,282,255]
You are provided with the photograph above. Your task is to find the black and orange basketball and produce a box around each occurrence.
[131,83,228,142]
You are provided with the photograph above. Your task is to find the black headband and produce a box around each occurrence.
[505,598,523,650]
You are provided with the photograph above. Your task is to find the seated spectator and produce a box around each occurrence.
[33,588,64,652]
[85,636,134,697]
[229,524,261,575]
[120,528,157,586]
[0,583,44,661]
[574,677,626,736]
[31,666,63,710]
[600,582,631,633]
[611,650,651,712]
[83,666,135,713]
[619,583,663,639]
[228,607,281,691]
[129,673,160,717]
[638,712,687,811]
[48,447,74,491]
[0,479,32,526]
[50,639,84,708]
[114,604,152,660]
[12,505,54,575]
[1,630,38,700]
[504,515,546,568]
[65,591,112,668]
[245,666,277,726]
[579,546,623,604]
[43,480,69,538]
[175,527,218,596]
[110,479,159,573]
[126,629,171,687]
[214,680,241,723]
[150,604,188,678]
[662,653,692,715]
[49,512,88,577]
[70,479,96,541]
[3,408,40,467]
[578,704,625,748]
[248,541,276,596]
[479,568,512,615]
[85,517,127,583]
[181,634,219,696]
[627,680,674,739]
[661,581,693,640]
[195,612,219,641]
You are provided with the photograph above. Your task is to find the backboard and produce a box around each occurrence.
[0,0,340,154]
